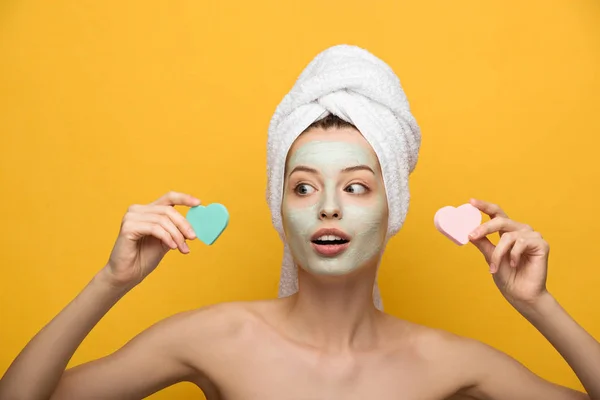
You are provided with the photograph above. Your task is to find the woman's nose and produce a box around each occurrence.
[319,197,342,220]
[320,208,341,219]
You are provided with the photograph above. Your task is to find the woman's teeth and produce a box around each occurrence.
[316,235,344,241]
[312,235,349,245]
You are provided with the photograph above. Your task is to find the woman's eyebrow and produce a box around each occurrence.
[288,164,375,176]
[289,165,318,176]
[341,165,375,175]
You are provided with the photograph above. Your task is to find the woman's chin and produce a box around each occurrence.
[301,262,363,277]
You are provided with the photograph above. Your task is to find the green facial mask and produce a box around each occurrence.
[282,140,388,275]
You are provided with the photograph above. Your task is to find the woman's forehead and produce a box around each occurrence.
[286,126,379,167]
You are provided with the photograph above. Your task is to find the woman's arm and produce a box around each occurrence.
[0,270,197,400]
[451,331,590,400]
[0,191,202,399]
[466,198,599,399]
[518,292,600,398]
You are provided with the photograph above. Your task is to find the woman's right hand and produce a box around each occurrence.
[102,191,201,289]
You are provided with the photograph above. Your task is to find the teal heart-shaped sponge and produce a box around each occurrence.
[186,203,229,245]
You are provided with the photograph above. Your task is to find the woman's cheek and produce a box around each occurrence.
[282,202,318,239]
[342,192,388,238]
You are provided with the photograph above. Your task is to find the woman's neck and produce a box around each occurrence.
[281,264,384,353]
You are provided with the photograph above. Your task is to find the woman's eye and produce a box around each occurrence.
[295,184,315,195]
[345,183,368,194]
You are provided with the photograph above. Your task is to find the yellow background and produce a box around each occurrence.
[1,0,599,397]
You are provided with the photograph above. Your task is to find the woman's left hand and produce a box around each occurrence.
[467,198,550,308]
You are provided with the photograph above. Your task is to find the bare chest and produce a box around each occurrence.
[212,371,456,400]
[194,343,463,400]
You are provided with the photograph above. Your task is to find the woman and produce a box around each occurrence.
[1,45,599,399]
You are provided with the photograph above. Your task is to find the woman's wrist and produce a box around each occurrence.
[511,290,556,320]
[92,266,136,301]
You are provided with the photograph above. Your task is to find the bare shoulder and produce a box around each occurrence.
[379,314,470,358]
[381,315,587,399]
[382,314,520,371]
[49,300,267,398]
[166,299,282,358]
[174,300,257,330]
[164,299,273,345]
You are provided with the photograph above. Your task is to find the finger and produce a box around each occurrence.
[469,236,495,265]
[469,198,509,219]
[121,219,178,250]
[490,232,518,273]
[510,232,546,268]
[151,191,201,208]
[509,235,529,268]
[469,217,531,240]
[147,223,180,251]
[132,213,189,254]
[132,205,196,240]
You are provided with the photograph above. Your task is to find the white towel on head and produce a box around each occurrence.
[266,44,421,310]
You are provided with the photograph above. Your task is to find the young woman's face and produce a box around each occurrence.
[281,126,389,276]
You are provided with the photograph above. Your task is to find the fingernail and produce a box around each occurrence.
[469,230,478,239]
[510,260,516,268]
[489,263,496,273]
[182,242,190,252]
[188,229,196,239]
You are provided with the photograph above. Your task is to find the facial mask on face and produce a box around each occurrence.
[282,140,388,276]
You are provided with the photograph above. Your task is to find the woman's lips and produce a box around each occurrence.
[311,241,350,257]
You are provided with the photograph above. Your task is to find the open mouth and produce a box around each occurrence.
[310,229,351,257]
[311,236,350,246]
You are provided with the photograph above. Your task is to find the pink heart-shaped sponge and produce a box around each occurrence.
[434,203,482,245]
